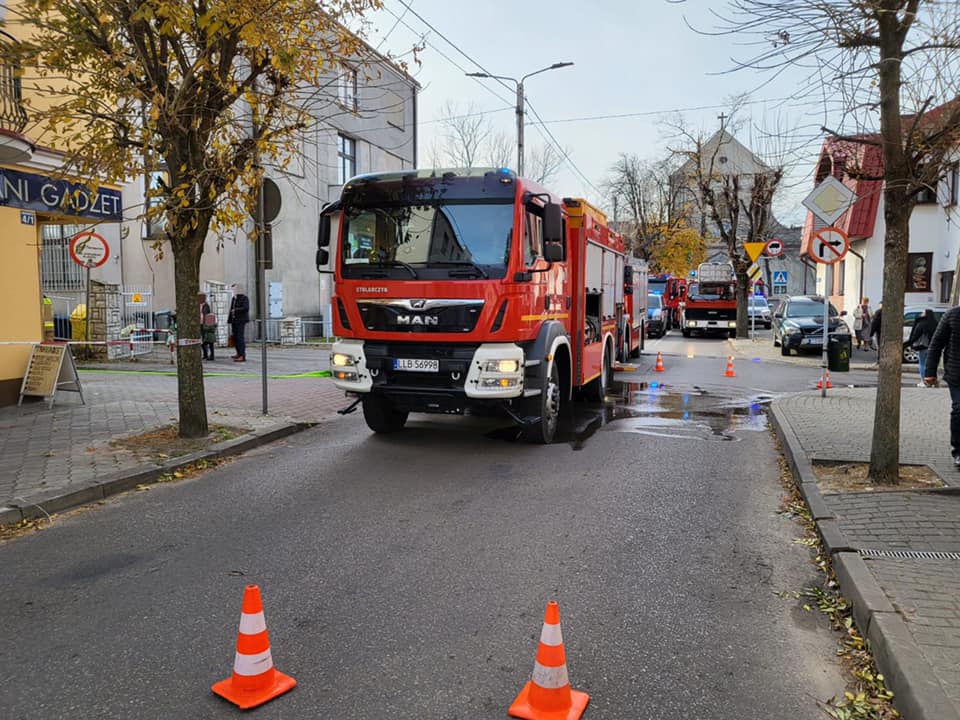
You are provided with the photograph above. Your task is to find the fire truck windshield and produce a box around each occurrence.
[341,202,514,280]
[687,283,733,301]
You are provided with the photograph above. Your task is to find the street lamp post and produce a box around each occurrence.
[466,62,573,177]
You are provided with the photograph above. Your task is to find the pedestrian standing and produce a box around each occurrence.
[853,297,872,350]
[201,309,218,361]
[228,284,250,362]
[197,292,211,360]
[907,308,938,385]
[869,303,882,351]
[923,305,960,466]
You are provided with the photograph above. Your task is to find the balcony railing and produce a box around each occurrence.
[0,30,28,134]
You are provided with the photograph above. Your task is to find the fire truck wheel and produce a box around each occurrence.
[362,394,408,434]
[630,326,641,358]
[618,326,631,364]
[523,362,560,444]
[585,346,611,402]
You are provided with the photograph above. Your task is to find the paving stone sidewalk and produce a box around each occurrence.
[0,344,346,519]
[773,387,960,720]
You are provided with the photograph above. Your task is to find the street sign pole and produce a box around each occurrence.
[822,286,829,398]
[84,264,91,360]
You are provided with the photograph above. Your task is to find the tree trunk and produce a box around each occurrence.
[868,207,908,484]
[173,235,209,439]
[868,13,909,485]
[735,270,750,338]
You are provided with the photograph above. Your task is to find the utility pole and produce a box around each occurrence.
[251,80,268,415]
[467,62,574,177]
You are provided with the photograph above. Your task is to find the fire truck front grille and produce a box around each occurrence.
[357,299,484,333]
[686,308,736,321]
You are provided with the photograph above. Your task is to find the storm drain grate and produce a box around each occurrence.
[859,548,960,561]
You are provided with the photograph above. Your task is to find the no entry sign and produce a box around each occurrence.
[69,231,110,268]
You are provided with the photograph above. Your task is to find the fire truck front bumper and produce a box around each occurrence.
[685,319,737,330]
[329,340,526,407]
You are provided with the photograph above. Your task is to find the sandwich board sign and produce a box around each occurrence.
[18,344,84,408]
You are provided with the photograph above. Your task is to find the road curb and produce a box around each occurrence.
[770,401,960,720]
[1,421,314,525]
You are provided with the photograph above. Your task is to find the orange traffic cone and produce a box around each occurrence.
[817,371,833,389]
[724,356,736,378]
[212,585,296,709]
[509,601,589,720]
[655,352,665,373]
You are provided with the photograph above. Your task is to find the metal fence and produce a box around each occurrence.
[120,286,155,357]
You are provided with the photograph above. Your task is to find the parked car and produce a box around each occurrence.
[748,296,772,328]
[647,294,666,338]
[902,304,949,363]
[773,295,850,356]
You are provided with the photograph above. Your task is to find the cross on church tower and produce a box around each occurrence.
[718,112,727,131]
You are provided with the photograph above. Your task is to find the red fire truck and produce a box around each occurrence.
[317,168,632,443]
[622,260,648,360]
[647,275,686,331]
[681,261,737,338]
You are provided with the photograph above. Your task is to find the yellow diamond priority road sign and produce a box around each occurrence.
[802,176,856,225]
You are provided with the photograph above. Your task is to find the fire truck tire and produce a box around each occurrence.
[618,324,631,363]
[585,346,611,402]
[523,362,560,444]
[631,324,642,358]
[362,394,408,434]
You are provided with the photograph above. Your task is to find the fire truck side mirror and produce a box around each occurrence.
[543,203,563,244]
[318,214,332,248]
[544,242,563,262]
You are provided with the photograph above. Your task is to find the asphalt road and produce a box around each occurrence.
[0,334,847,719]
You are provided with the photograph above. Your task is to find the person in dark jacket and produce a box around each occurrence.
[907,308,938,383]
[869,304,882,351]
[228,284,250,362]
[923,305,960,465]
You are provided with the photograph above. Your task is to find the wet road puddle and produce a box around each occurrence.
[487,380,772,449]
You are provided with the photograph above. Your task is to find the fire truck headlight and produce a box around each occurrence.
[483,359,520,373]
[727,321,737,328]
[687,321,696,328]
[333,370,359,382]
[481,377,521,388]
[332,352,355,367]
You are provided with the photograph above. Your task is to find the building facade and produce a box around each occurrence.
[801,136,960,313]
[0,11,126,406]
[119,43,419,339]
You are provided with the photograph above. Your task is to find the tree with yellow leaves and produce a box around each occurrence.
[650,224,706,277]
[11,0,381,436]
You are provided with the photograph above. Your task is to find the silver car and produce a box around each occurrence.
[748,296,772,328]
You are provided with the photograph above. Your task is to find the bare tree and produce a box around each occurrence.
[484,131,513,169]
[526,143,566,187]
[707,0,960,484]
[435,100,491,169]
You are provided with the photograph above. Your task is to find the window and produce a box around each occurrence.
[835,259,845,295]
[524,207,543,265]
[144,169,168,238]
[338,66,357,112]
[940,271,954,303]
[947,163,959,207]
[337,134,356,184]
[40,224,86,291]
[917,183,937,204]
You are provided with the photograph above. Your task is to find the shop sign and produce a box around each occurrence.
[0,167,122,221]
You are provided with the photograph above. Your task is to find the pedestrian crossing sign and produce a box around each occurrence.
[773,270,788,285]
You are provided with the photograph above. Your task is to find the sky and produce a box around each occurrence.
[358,0,838,227]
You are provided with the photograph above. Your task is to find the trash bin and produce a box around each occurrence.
[69,304,87,341]
[828,333,851,372]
